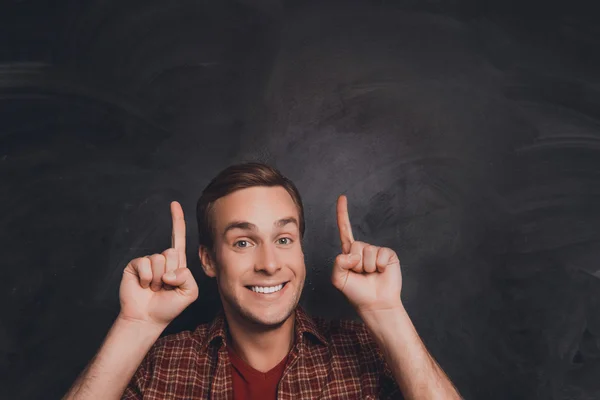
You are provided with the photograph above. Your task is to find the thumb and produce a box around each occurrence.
[162,268,198,297]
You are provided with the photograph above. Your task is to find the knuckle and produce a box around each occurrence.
[163,248,176,256]
[150,254,165,264]
[132,257,144,266]
[140,264,152,277]
[132,257,148,271]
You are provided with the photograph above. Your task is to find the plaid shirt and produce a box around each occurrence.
[122,306,402,399]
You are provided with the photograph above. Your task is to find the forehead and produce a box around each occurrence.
[212,186,299,230]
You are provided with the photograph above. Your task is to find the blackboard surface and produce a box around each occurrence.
[2,1,600,399]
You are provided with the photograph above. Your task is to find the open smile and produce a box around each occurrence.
[245,281,289,294]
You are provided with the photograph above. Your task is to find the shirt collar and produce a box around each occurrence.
[294,305,328,346]
[200,309,228,351]
[199,305,328,351]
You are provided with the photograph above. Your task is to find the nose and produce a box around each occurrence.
[255,243,281,274]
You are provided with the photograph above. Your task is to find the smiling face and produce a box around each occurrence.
[199,186,306,327]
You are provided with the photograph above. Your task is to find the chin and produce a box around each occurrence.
[243,293,299,326]
[244,306,294,327]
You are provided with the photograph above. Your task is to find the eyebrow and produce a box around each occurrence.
[222,217,299,238]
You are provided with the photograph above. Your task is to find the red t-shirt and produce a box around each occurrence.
[227,346,289,400]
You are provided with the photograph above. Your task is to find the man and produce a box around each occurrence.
[63,162,462,399]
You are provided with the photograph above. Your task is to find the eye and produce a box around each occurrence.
[278,237,293,245]
[234,240,251,248]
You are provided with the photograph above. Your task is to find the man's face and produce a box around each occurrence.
[200,186,305,327]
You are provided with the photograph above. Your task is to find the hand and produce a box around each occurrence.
[118,201,199,328]
[331,195,403,314]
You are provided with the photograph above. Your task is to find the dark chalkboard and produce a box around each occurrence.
[2,1,600,399]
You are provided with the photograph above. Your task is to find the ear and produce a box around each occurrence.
[199,245,217,278]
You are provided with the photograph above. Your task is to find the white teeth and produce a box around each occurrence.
[251,284,284,293]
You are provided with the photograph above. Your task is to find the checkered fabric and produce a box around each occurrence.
[122,306,402,399]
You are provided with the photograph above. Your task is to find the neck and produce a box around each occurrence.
[224,308,295,373]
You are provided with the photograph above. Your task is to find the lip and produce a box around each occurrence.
[246,281,290,297]
[245,281,289,287]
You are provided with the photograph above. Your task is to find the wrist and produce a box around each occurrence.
[115,313,168,336]
[356,301,405,323]
[357,302,410,342]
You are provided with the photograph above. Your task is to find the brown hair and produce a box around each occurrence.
[196,162,306,254]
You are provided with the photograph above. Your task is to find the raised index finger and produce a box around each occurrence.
[336,195,355,254]
[170,201,187,268]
